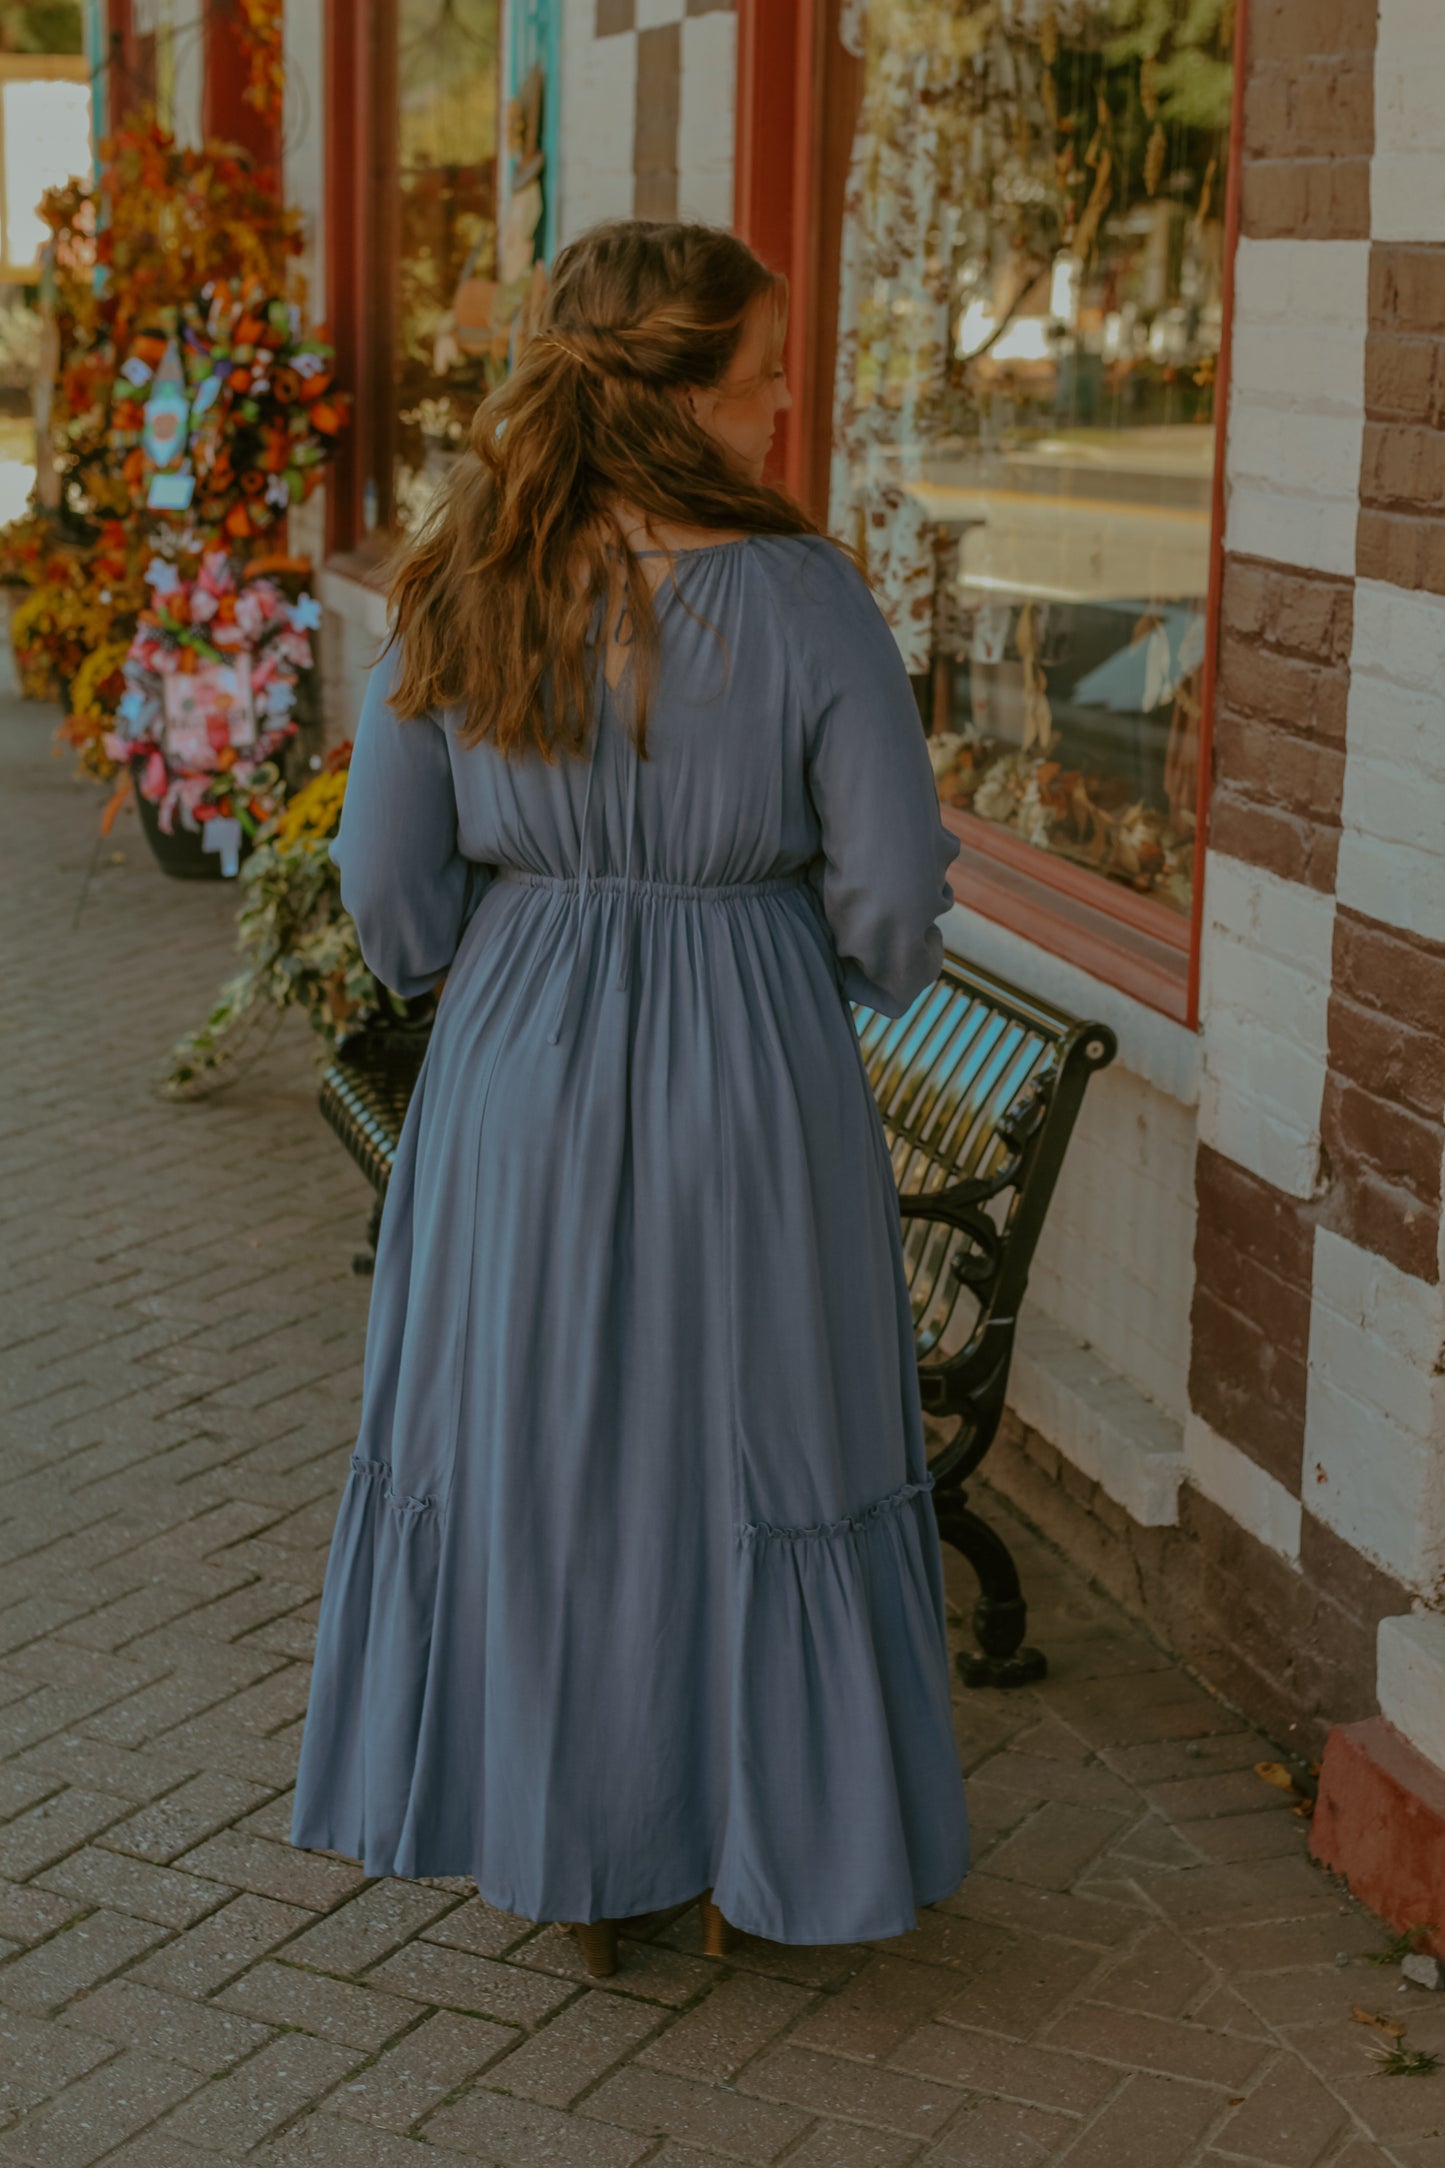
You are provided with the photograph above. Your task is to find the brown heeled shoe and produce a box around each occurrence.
[698,1887,740,1956]
[564,1917,619,1977]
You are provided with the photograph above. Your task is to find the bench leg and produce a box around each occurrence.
[932,1486,1048,1689]
[352,1196,382,1277]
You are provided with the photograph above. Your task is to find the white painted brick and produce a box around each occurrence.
[1335,832,1445,942]
[1376,65,1445,156]
[1204,938,1337,1046]
[1341,754,1445,857]
[1184,1414,1303,1564]
[1341,583,1445,940]
[1233,237,1373,340]
[1201,1008,1330,1130]
[1223,240,1367,578]
[1375,0,1445,57]
[1373,0,1445,242]
[1378,1613,1445,1773]
[557,2,638,244]
[678,10,736,228]
[1342,679,1441,781]
[678,165,735,232]
[1304,1372,1444,1591]
[1027,1066,1197,1419]
[1230,323,1373,418]
[1204,852,1338,979]
[1009,1318,1186,1528]
[1305,1231,1445,1593]
[1226,485,1360,584]
[1313,1227,1445,1373]
[1372,157,1445,244]
[1313,1314,1437,1443]
[1196,855,1333,1197]
[1198,1010,1329,1199]
[562,164,638,234]
[1196,1083,1324,1204]
[1228,406,1366,507]
[1351,579,1445,693]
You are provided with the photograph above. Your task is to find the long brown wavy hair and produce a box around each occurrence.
[384,219,831,759]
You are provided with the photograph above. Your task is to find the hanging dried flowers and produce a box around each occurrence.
[237,0,286,127]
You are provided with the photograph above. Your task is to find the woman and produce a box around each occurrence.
[290,219,971,1976]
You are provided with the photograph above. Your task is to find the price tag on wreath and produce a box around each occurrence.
[201,818,244,877]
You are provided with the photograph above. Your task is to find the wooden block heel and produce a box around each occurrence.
[565,1918,619,1976]
[698,1888,739,1956]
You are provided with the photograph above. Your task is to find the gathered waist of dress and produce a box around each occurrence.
[493,867,813,903]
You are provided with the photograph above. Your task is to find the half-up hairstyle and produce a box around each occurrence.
[384,218,832,759]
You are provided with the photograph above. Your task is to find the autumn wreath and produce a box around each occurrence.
[102,551,319,867]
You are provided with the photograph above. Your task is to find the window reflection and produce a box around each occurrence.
[0,70,91,276]
[830,0,1233,916]
[389,0,503,535]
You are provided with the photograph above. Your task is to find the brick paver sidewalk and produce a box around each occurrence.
[1,692,1441,2168]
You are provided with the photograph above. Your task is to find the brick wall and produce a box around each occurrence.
[1027,1066,1197,1422]
[983,0,1445,1766]
[1181,0,1445,1753]
[556,0,735,243]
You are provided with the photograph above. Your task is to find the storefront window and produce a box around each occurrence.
[829,0,1233,919]
[343,0,549,544]
[373,0,502,536]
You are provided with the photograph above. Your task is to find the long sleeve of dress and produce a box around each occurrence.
[799,545,961,1018]
[330,645,488,999]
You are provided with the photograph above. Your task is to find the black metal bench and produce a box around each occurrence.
[320,957,1117,1688]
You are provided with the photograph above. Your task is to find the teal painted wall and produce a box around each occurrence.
[506,0,561,264]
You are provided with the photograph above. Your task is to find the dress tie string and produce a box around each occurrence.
[614,702,640,994]
[545,596,639,1047]
[544,743,596,1047]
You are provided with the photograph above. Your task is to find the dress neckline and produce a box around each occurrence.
[631,535,755,559]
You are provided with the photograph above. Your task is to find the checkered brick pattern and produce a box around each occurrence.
[558,0,734,236]
[0,687,1429,2165]
[1186,0,1445,1727]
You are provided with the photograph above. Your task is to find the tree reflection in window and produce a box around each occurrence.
[831,0,1235,917]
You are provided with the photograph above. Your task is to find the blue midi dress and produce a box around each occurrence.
[289,533,972,1943]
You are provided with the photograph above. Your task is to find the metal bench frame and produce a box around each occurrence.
[320,955,1117,1688]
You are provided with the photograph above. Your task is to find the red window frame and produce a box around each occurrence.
[735,0,1249,1027]
[323,0,400,574]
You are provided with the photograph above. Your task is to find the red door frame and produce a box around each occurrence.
[735,0,839,515]
[203,4,281,185]
[322,0,401,561]
[734,0,1249,1028]
[103,0,154,129]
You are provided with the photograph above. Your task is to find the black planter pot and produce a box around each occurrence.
[130,766,252,882]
